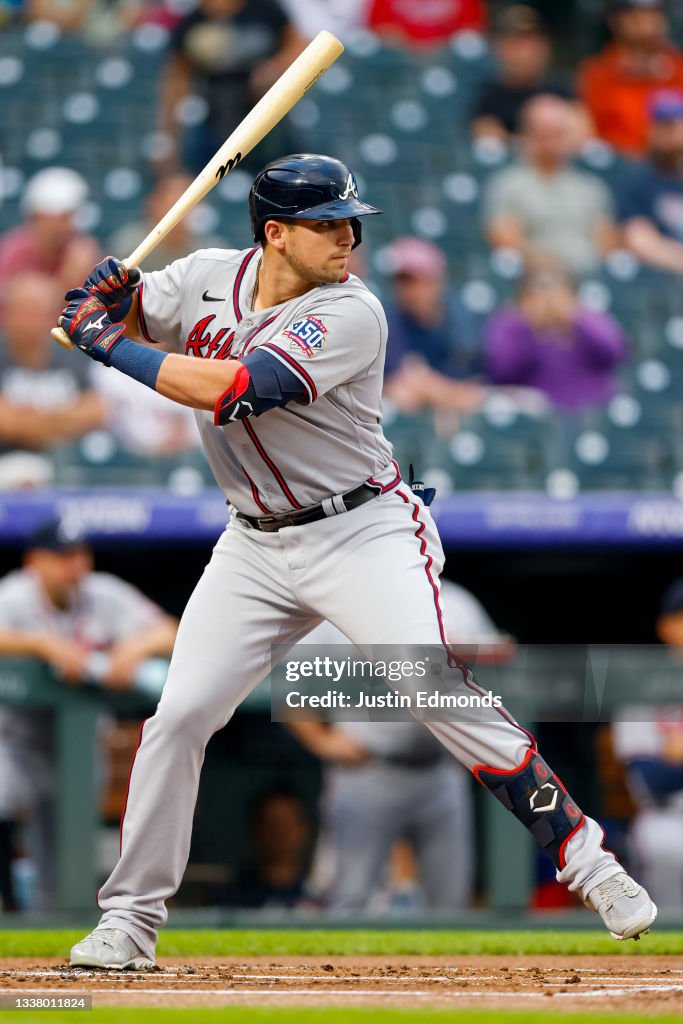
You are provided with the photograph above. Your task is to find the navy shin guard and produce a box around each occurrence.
[474,748,585,870]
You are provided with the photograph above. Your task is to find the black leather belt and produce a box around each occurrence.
[235,482,381,533]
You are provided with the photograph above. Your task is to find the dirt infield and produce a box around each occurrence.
[1,955,683,1013]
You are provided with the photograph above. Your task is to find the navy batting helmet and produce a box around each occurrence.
[249,154,381,249]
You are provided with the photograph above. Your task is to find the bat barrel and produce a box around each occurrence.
[51,29,344,350]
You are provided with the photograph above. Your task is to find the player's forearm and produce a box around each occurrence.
[109,617,179,664]
[0,630,51,659]
[155,353,243,410]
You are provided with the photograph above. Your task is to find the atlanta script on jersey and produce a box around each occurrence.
[137,247,396,516]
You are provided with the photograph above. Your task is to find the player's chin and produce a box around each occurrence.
[323,258,350,281]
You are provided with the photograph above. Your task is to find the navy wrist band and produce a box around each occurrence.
[107,337,168,390]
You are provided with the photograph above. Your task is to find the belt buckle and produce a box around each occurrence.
[257,515,279,531]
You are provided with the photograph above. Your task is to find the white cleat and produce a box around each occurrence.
[70,928,157,970]
[585,872,658,940]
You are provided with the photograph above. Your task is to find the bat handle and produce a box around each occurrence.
[52,326,75,350]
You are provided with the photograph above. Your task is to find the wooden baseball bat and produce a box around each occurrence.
[52,29,344,349]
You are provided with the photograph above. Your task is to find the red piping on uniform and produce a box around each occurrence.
[471,745,536,783]
[119,719,147,855]
[368,459,401,493]
[261,342,318,401]
[591,822,618,872]
[240,465,272,514]
[396,487,450,649]
[396,486,537,750]
[137,283,157,343]
[242,419,303,509]
[558,817,587,869]
[232,248,259,323]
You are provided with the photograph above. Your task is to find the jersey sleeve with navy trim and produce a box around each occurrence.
[258,290,387,403]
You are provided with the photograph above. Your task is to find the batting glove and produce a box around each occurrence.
[408,464,436,506]
[59,288,126,364]
[82,257,141,323]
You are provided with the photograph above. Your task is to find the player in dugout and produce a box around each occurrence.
[0,516,178,911]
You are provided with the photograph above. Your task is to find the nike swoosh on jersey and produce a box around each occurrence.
[202,290,224,302]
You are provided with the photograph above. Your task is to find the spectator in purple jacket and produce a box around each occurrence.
[484,259,628,411]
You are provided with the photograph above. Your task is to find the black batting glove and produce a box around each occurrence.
[81,257,141,323]
[59,288,126,364]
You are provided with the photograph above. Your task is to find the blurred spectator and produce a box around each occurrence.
[89,364,201,458]
[0,273,105,488]
[367,0,485,48]
[485,259,628,411]
[619,90,683,273]
[578,0,683,158]
[0,517,178,910]
[484,94,618,275]
[0,168,99,323]
[23,0,176,40]
[382,237,485,415]
[612,580,683,911]
[222,790,314,909]
[107,173,224,272]
[279,0,369,42]
[160,0,304,173]
[471,5,578,142]
[287,579,502,913]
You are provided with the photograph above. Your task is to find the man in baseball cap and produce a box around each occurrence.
[382,237,484,414]
[0,167,99,321]
[471,5,576,140]
[579,0,683,155]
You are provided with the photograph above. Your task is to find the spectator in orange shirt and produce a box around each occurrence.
[578,0,683,157]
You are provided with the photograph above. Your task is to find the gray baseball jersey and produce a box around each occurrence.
[137,246,396,515]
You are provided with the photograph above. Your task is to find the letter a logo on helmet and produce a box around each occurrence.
[249,154,382,250]
[339,173,358,200]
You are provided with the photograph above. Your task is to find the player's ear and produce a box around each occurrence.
[263,219,289,251]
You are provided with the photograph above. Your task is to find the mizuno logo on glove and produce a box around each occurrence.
[84,313,108,332]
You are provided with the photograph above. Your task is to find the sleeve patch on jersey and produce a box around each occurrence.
[282,315,327,357]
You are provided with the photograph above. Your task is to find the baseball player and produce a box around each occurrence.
[60,154,656,969]
[0,516,178,911]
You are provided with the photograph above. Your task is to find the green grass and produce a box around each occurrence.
[1,929,682,958]
[4,1012,683,1024]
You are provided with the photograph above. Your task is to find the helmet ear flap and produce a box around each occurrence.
[351,218,362,250]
